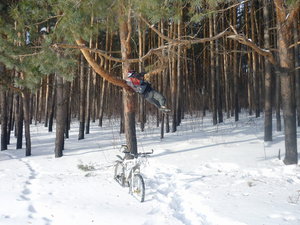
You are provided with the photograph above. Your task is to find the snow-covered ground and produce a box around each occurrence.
[0,113,299,225]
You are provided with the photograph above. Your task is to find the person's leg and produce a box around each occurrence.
[144,90,165,108]
[152,90,166,107]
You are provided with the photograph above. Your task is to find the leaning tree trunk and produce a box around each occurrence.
[275,0,298,165]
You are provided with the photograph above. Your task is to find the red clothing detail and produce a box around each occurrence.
[129,77,141,86]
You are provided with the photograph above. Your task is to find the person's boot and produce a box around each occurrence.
[159,106,171,113]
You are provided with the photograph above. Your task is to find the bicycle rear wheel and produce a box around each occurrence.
[130,174,145,202]
[114,162,125,186]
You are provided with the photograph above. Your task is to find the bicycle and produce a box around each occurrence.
[114,144,153,202]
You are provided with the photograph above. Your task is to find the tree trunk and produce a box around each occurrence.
[48,78,56,132]
[138,17,146,132]
[22,88,31,156]
[16,93,23,149]
[98,79,106,127]
[85,65,92,134]
[233,8,239,121]
[119,5,137,155]
[294,20,300,127]
[275,0,298,164]
[176,18,182,126]
[55,74,65,158]
[263,0,272,141]
[0,83,8,151]
[7,90,14,145]
[275,73,282,131]
[251,1,260,118]
[210,14,217,125]
[215,13,223,123]
[78,54,86,140]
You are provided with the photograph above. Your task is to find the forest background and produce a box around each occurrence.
[0,0,299,165]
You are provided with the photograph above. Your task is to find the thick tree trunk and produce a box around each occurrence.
[119,5,137,155]
[275,0,298,164]
[55,75,65,158]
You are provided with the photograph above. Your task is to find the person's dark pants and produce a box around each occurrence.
[143,89,166,109]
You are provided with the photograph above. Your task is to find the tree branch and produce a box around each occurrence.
[139,15,231,47]
[75,38,133,91]
[53,42,168,63]
[227,25,277,65]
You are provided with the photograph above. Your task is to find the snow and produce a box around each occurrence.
[0,114,300,225]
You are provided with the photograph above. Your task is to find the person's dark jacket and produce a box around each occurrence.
[126,72,152,95]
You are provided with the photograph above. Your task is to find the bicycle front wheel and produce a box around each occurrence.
[130,174,145,202]
[114,162,125,186]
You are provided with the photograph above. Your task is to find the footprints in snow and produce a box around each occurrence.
[17,158,50,223]
[146,168,208,225]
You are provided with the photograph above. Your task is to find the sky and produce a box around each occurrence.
[0,113,299,225]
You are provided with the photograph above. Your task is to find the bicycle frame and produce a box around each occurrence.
[123,158,140,187]
[114,145,153,202]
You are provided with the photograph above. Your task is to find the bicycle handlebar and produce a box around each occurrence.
[122,149,153,158]
[119,145,153,158]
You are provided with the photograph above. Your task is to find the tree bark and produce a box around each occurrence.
[22,88,31,156]
[119,4,137,155]
[210,14,217,125]
[55,74,65,158]
[294,20,300,127]
[275,0,298,164]
[0,83,8,151]
[16,93,23,149]
[263,0,272,141]
[78,54,86,140]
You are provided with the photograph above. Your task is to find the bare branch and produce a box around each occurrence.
[216,0,250,13]
[53,42,167,63]
[289,41,300,49]
[227,25,277,65]
[140,15,231,47]
[13,51,44,59]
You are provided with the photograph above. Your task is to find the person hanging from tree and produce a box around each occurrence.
[126,70,170,113]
